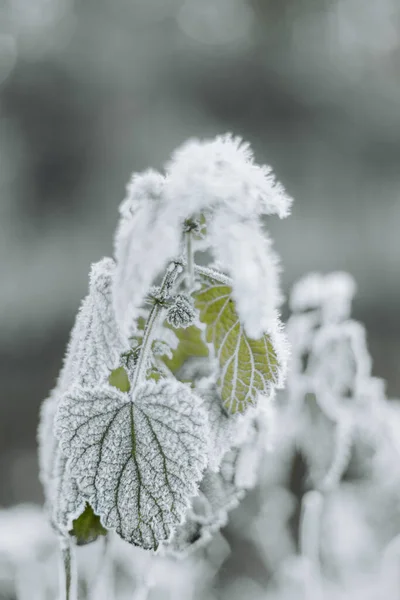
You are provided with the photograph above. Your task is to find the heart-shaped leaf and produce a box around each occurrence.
[56,379,209,549]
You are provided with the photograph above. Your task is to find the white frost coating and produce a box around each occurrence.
[165,134,292,219]
[114,135,291,333]
[198,384,255,472]
[55,379,209,550]
[119,170,165,222]
[113,173,181,334]
[290,271,356,324]
[38,257,127,535]
[164,450,244,556]
[208,208,283,338]
[38,394,86,535]
[113,173,180,335]
[77,258,130,386]
[195,267,289,405]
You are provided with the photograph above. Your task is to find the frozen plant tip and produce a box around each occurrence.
[38,134,291,597]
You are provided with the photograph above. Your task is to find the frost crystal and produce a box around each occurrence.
[166,294,196,329]
[165,134,292,219]
[55,379,209,550]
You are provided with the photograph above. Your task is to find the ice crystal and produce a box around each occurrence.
[55,379,209,549]
[165,134,292,219]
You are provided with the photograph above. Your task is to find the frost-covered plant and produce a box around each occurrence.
[37,134,291,598]
[252,271,400,600]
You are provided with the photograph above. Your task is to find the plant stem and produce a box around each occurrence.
[59,538,77,600]
[185,231,194,290]
[131,261,182,390]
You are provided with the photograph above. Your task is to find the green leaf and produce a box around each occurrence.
[163,324,209,374]
[56,380,209,550]
[194,276,280,414]
[70,503,107,546]
[109,367,131,392]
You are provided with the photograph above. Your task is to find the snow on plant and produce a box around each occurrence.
[37,134,291,598]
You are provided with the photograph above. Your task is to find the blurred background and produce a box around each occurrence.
[0,0,400,514]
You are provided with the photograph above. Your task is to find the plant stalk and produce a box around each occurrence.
[185,231,195,290]
[59,538,77,600]
[131,261,182,390]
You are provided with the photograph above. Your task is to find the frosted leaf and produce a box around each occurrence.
[52,449,87,533]
[38,394,86,536]
[113,176,183,333]
[70,257,129,388]
[165,134,292,220]
[152,340,173,359]
[119,169,165,222]
[166,294,196,329]
[55,379,209,550]
[194,271,286,413]
[164,450,244,556]
[208,210,284,338]
[198,383,255,471]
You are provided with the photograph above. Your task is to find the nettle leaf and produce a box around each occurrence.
[163,324,209,374]
[194,275,281,414]
[70,503,107,546]
[38,394,86,537]
[56,379,209,550]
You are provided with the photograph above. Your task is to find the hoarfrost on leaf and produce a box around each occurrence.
[197,382,256,471]
[194,271,286,414]
[208,210,283,338]
[55,379,209,550]
[164,450,244,556]
[113,174,182,334]
[164,134,292,220]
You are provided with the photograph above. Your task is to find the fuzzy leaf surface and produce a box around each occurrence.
[194,276,281,413]
[56,379,209,549]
